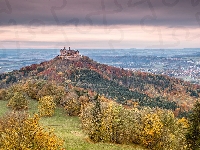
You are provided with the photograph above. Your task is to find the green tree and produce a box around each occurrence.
[186,100,200,149]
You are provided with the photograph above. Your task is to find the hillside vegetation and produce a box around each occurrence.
[0,79,199,149]
[0,55,199,115]
[0,98,145,150]
[0,55,200,149]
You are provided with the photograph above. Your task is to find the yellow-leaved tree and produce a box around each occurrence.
[38,96,56,117]
[0,112,64,149]
[7,92,28,110]
[140,113,163,148]
[81,99,188,150]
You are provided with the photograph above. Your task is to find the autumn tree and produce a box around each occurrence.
[0,112,64,149]
[7,92,28,110]
[36,82,65,104]
[38,96,56,117]
[61,87,90,116]
[23,79,46,99]
[81,100,188,149]
[4,83,25,101]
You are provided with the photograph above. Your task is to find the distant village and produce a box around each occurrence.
[59,47,81,60]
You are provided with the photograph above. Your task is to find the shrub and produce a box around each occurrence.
[23,79,46,99]
[61,88,90,116]
[0,112,64,149]
[38,96,56,117]
[4,83,24,101]
[62,90,80,116]
[5,80,66,104]
[36,82,65,104]
[7,92,28,110]
[0,89,7,100]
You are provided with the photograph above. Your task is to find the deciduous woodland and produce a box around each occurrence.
[0,55,199,149]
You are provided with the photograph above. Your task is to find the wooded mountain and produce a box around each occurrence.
[0,55,199,115]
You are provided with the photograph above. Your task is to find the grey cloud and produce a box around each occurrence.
[0,0,200,27]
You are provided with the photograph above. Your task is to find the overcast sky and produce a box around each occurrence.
[1,0,200,49]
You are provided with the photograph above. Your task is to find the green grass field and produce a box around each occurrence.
[0,100,146,150]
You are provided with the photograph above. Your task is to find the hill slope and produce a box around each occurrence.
[0,55,199,113]
[0,99,146,150]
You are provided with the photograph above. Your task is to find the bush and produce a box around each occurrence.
[62,90,80,116]
[4,83,24,101]
[0,89,7,100]
[38,96,56,117]
[0,112,64,149]
[7,92,28,110]
[63,95,90,116]
[36,82,66,104]
[61,88,90,116]
[23,79,46,99]
[3,80,66,105]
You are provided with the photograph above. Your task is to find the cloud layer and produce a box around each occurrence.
[1,0,200,27]
[1,0,200,49]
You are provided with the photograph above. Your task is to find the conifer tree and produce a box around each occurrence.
[186,101,200,149]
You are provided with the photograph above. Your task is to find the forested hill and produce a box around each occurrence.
[0,55,199,114]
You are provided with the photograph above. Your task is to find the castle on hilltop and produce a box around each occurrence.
[59,47,81,60]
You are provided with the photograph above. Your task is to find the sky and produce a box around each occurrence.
[1,0,200,49]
